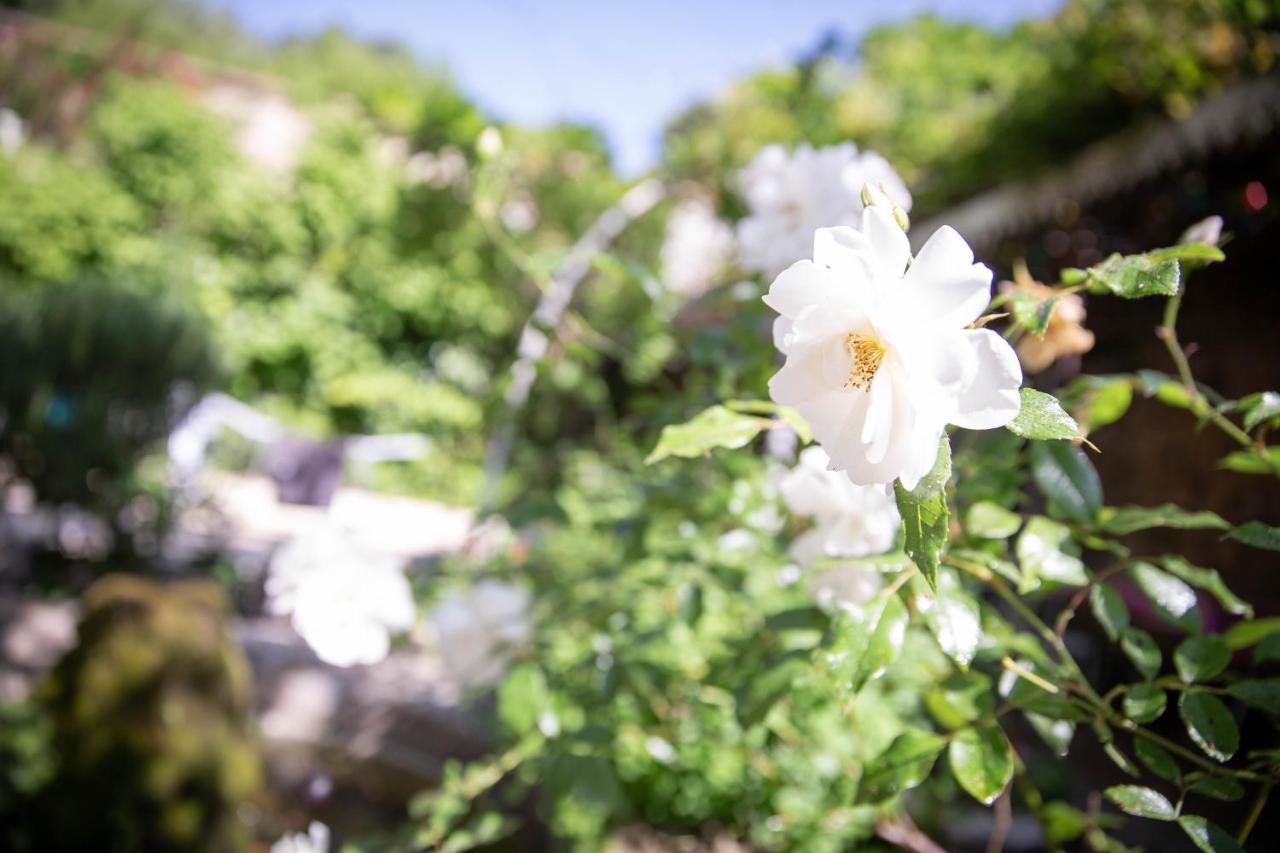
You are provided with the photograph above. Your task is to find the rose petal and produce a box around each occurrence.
[949,329,1023,430]
[901,226,993,328]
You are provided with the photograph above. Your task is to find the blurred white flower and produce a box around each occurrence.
[267,528,416,668]
[477,126,504,159]
[499,191,540,233]
[406,145,468,188]
[201,84,311,173]
[271,822,330,853]
[716,527,756,552]
[1180,215,1224,246]
[780,446,899,566]
[432,580,533,689]
[0,108,25,156]
[645,735,678,764]
[660,195,736,297]
[766,209,1022,489]
[736,142,911,277]
[808,563,883,612]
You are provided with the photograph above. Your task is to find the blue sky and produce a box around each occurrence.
[205,0,1061,175]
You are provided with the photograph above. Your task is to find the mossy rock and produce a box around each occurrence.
[34,574,260,853]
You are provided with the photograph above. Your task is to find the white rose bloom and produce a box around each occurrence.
[809,563,883,612]
[432,580,533,689]
[267,528,416,668]
[781,446,899,565]
[766,209,1022,489]
[736,142,911,277]
[271,822,330,853]
[660,196,736,298]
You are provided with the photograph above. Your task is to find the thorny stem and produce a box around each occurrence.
[1054,560,1130,640]
[1001,656,1059,694]
[1159,288,1280,474]
[945,555,1279,788]
[884,565,919,598]
[1012,755,1063,853]
[944,555,1105,706]
[1062,692,1273,784]
[1238,782,1272,844]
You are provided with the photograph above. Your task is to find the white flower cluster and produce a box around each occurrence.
[780,446,899,566]
[431,579,533,689]
[271,822,329,853]
[765,205,1022,490]
[660,195,736,298]
[737,143,912,277]
[266,527,416,668]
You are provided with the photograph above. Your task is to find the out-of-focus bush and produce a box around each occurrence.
[0,149,142,283]
[32,574,260,852]
[0,281,217,511]
[0,701,56,853]
[88,77,235,217]
[664,0,1280,214]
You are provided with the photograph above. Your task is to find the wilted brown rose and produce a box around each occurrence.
[999,260,1095,373]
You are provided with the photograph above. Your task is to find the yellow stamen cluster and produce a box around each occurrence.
[844,333,885,391]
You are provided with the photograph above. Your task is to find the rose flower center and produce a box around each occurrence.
[843,333,885,391]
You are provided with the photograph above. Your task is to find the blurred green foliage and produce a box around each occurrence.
[31,574,260,852]
[0,281,217,511]
[665,0,1280,213]
[1,1,1278,849]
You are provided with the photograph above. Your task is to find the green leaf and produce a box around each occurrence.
[1104,785,1177,821]
[965,501,1022,539]
[1028,440,1102,524]
[498,665,549,735]
[925,671,994,730]
[1219,447,1280,475]
[1174,636,1231,683]
[1121,628,1162,680]
[895,436,951,591]
[949,725,1013,805]
[1186,777,1244,802]
[1104,742,1140,777]
[1071,376,1134,432]
[1026,712,1074,756]
[1227,521,1280,552]
[738,656,810,726]
[1147,242,1225,267]
[826,592,909,695]
[1257,634,1280,665]
[1016,516,1088,588]
[1225,679,1280,715]
[1179,691,1239,762]
[1160,556,1252,618]
[724,399,812,443]
[1178,815,1245,853]
[645,404,773,463]
[921,585,982,669]
[949,548,1023,586]
[1223,618,1280,649]
[1240,391,1280,432]
[1007,389,1084,441]
[1085,251,1181,299]
[861,729,947,801]
[1008,292,1060,337]
[1130,561,1200,632]
[1041,801,1087,845]
[1134,739,1181,785]
[1096,505,1229,536]
[1089,583,1129,641]
[1123,683,1167,723]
